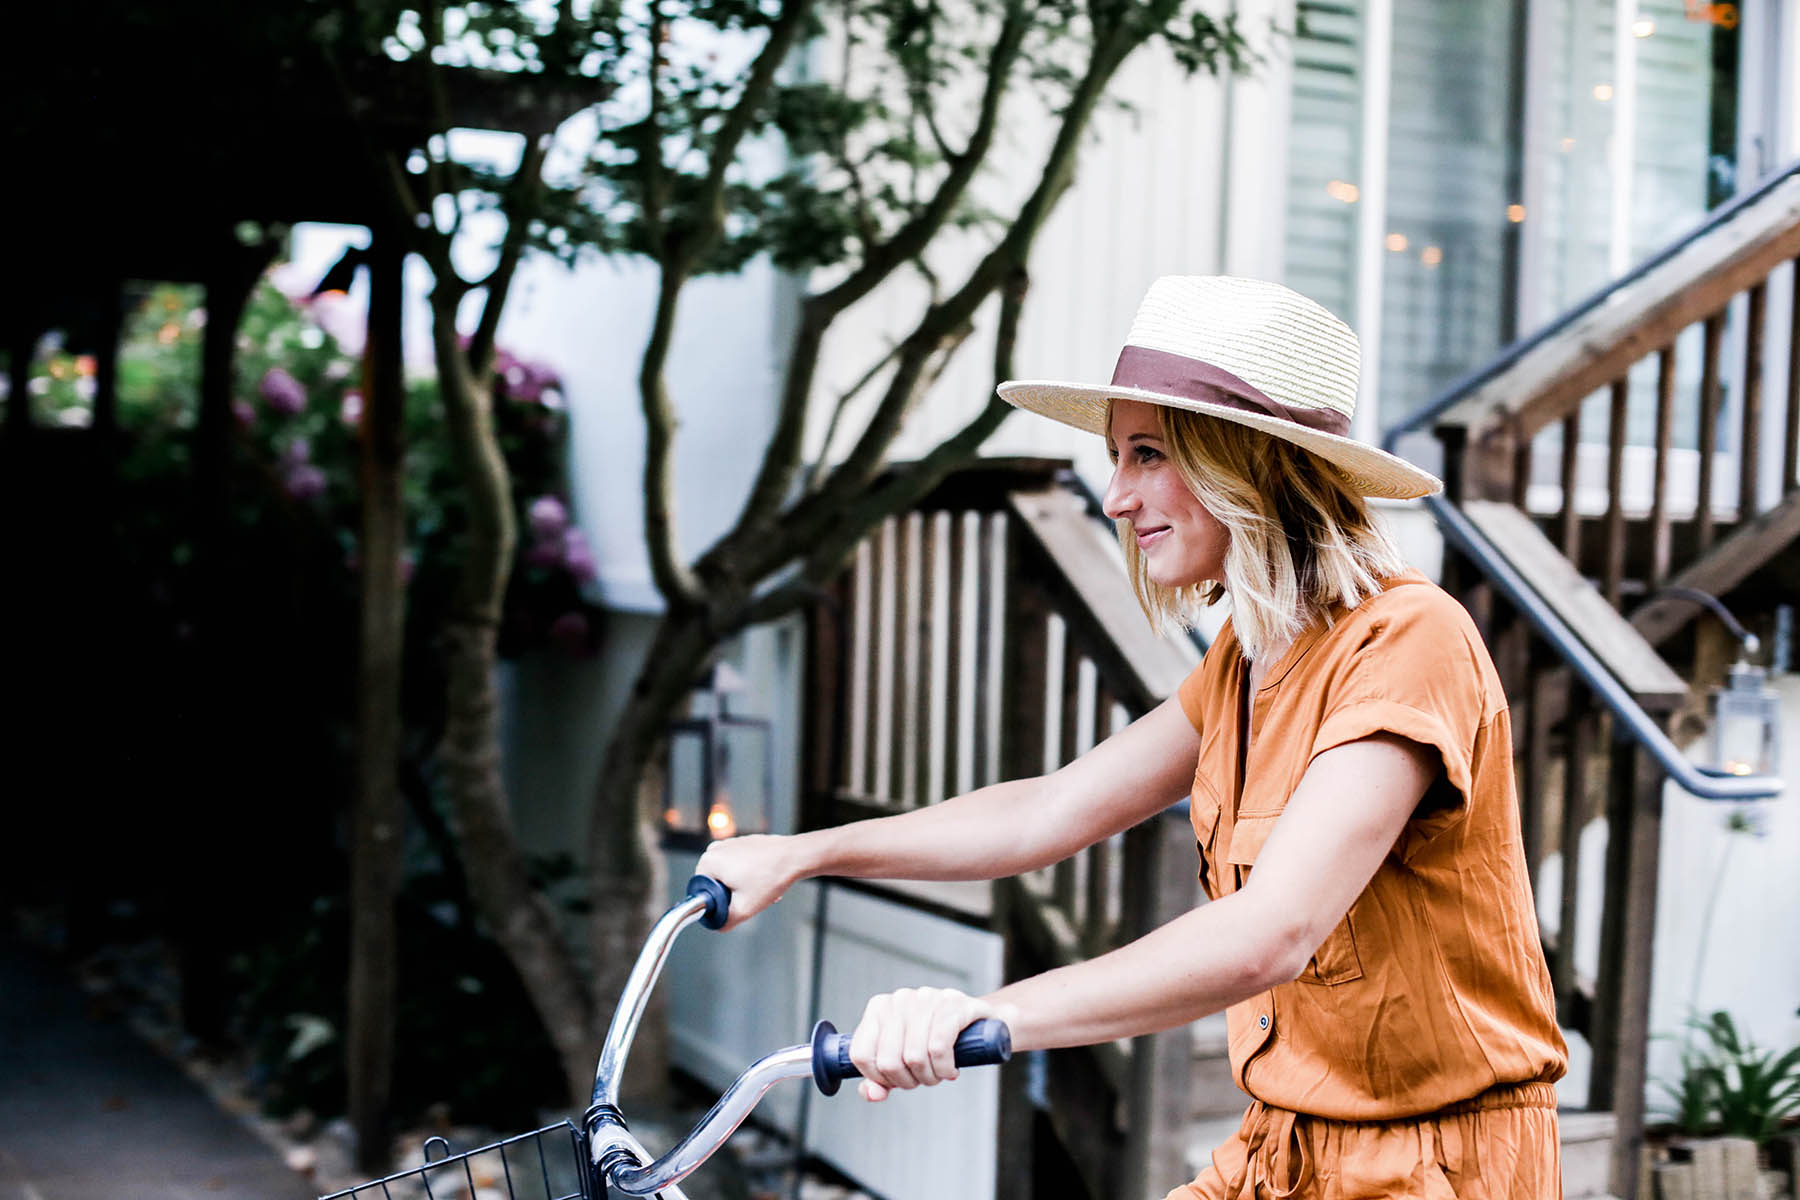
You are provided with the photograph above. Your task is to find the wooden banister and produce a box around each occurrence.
[1435,173,1800,449]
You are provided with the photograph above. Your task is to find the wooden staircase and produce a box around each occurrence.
[799,454,1667,1199]
[1410,162,1800,1200]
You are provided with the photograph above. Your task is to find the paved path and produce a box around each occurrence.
[0,939,317,1200]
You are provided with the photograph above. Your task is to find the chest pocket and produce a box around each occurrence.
[1225,810,1366,986]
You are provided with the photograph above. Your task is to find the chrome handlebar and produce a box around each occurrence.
[585,876,1011,1197]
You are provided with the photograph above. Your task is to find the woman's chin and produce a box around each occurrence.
[1146,562,1202,590]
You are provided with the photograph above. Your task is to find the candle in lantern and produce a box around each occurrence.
[707,793,738,839]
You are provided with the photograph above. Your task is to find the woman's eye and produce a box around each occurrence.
[1133,445,1161,464]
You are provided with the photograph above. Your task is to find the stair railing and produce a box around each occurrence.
[799,457,1202,1200]
[1383,166,1796,1200]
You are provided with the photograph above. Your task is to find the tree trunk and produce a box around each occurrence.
[585,613,717,1105]
[429,303,601,1109]
[348,237,407,1173]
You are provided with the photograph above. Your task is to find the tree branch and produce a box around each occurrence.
[691,0,818,258]
[751,20,1132,577]
[803,335,906,492]
[468,134,552,379]
[641,3,669,244]
[712,0,1029,554]
[638,271,707,610]
[794,272,1024,583]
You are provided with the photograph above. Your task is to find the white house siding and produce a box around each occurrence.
[805,0,1294,495]
[659,862,1005,1199]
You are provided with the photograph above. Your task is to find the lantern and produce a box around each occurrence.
[662,662,774,849]
[1712,653,1780,778]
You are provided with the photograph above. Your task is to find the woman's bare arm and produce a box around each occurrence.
[694,692,1202,928]
[847,733,1439,1098]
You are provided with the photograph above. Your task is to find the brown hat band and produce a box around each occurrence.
[1109,345,1352,438]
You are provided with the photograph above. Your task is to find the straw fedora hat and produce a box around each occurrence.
[997,275,1441,500]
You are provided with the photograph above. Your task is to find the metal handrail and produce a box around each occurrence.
[1430,495,1780,800]
[1370,162,1794,804]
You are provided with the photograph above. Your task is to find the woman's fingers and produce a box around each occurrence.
[692,834,797,930]
[924,998,965,1086]
[850,987,987,1101]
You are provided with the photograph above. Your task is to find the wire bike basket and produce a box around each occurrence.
[321,876,1010,1200]
[320,1122,594,1200]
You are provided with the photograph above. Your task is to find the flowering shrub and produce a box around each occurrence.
[31,276,603,658]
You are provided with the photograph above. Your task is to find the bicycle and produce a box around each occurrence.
[320,875,1012,1200]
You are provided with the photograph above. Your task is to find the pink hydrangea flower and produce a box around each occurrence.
[528,496,568,540]
[260,367,306,416]
[340,390,363,428]
[562,528,597,583]
[284,464,327,500]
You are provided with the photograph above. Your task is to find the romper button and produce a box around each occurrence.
[1258,1014,1270,1030]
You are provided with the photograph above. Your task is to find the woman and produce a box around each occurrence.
[698,276,1567,1198]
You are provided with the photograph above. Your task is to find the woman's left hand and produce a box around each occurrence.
[847,987,1017,1102]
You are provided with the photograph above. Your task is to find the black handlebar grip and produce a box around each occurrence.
[685,875,731,930]
[809,1018,1013,1096]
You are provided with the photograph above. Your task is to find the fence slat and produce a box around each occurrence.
[1084,685,1116,954]
[1787,258,1800,492]
[1604,378,1628,608]
[1559,409,1582,563]
[872,520,896,802]
[848,540,872,796]
[1052,626,1083,914]
[899,514,921,807]
[943,511,965,802]
[1649,345,1676,588]
[1697,312,1724,550]
[913,512,938,807]
[1521,648,1552,883]
[1740,280,1767,521]
[1553,696,1593,1014]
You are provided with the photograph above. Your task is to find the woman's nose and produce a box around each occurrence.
[1102,466,1134,521]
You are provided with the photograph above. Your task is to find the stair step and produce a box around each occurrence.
[1181,1107,1617,1196]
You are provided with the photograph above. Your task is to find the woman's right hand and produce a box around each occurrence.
[693,833,811,930]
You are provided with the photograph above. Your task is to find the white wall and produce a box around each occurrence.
[661,854,1005,1199]
[499,255,792,613]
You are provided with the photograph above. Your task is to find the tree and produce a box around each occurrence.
[309,0,1258,1119]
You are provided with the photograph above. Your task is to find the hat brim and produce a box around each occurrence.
[997,379,1443,501]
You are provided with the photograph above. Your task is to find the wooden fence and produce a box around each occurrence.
[799,458,1201,1200]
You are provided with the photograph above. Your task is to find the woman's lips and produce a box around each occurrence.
[1136,525,1170,550]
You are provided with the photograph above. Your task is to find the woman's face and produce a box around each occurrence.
[1102,399,1228,588]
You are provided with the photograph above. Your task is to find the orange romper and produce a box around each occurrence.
[1167,571,1568,1200]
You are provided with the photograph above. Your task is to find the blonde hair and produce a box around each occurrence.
[1115,404,1408,660]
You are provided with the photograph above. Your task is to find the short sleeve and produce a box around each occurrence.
[1177,662,1208,733]
[1308,592,1494,816]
